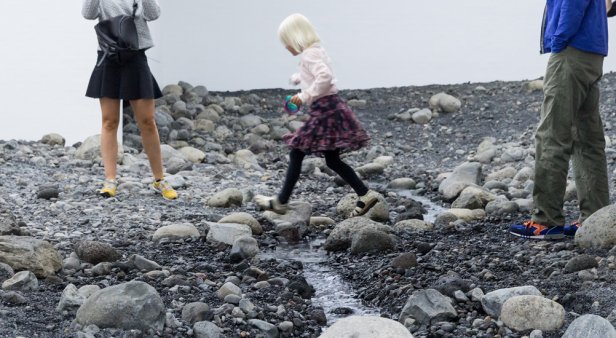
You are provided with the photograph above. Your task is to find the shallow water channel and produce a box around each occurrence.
[260,189,445,324]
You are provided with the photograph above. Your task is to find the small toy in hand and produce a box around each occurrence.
[284,95,301,114]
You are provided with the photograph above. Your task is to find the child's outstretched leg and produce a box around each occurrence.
[255,148,306,214]
[323,150,378,217]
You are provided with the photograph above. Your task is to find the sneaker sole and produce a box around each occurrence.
[100,191,115,198]
[509,231,566,240]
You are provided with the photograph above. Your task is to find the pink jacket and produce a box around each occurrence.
[291,44,339,106]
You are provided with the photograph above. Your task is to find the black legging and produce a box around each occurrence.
[278,149,369,204]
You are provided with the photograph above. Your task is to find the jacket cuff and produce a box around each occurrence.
[550,37,567,53]
[297,92,308,105]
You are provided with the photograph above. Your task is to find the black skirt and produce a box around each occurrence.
[86,50,163,100]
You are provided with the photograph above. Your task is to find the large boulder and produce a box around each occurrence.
[152,223,200,243]
[76,281,165,332]
[218,212,263,235]
[320,315,414,338]
[399,289,457,325]
[75,135,123,163]
[575,204,616,249]
[500,295,565,331]
[562,314,616,338]
[0,236,62,278]
[429,92,462,113]
[206,223,252,245]
[325,217,391,252]
[481,285,542,318]
[74,240,121,265]
[336,192,389,222]
[438,162,482,201]
[207,188,244,208]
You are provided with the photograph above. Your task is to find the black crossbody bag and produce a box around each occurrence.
[94,0,140,66]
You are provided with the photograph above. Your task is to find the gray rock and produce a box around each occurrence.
[350,228,395,254]
[230,236,260,262]
[475,139,498,163]
[57,283,86,311]
[347,99,367,109]
[0,262,14,282]
[394,219,433,233]
[399,289,457,325]
[152,223,200,243]
[429,92,462,113]
[76,281,165,332]
[1,271,38,291]
[74,240,121,265]
[287,276,315,299]
[129,254,161,272]
[182,302,211,324]
[207,188,244,208]
[438,162,482,200]
[41,133,66,147]
[248,319,279,338]
[575,204,616,249]
[179,147,205,163]
[391,252,418,269]
[75,135,123,163]
[432,274,472,297]
[562,314,616,338]
[0,210,27,236]
[336,192,390,222]
[412,108,432,124]
[387,178,417,190]
[485,197,519,216]
[501,146,527,162]
[564,254,598,273]
[233,149,261,170]
[356,163,385,177]
[216,282,242,299]
[486,166,517,182]
[206,222,252,245]
[500,295,565,331]
[218,212,263,235]
[451,186,496,209]
[0,236,62,278]
[321,315,414,338]
[154,108,174,127]
[481,285,542,318]
[193,321,222,338]
[163,84,183,96]
[37,184,59,200]
[239,114,262,128]
[325,217,392,252]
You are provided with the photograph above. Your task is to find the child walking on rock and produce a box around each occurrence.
[254,13,378,217]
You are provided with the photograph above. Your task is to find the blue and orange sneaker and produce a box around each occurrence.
[564,221,581,237]
[509,220,565,240]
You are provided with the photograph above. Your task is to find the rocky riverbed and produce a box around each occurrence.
[1,73,616,338]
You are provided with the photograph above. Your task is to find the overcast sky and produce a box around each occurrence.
[2,1,616,144]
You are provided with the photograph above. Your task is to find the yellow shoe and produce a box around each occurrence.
[151,178,178,200]
[99,179,118,198]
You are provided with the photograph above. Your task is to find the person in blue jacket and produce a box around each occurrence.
[510,0,611,239]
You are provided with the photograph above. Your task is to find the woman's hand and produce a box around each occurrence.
[290,95,303,106]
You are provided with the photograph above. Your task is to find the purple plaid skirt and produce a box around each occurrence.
[283,94,370,156]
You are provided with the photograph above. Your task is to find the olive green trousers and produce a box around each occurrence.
[532,47,609,226]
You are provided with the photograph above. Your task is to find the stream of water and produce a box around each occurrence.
[259,189,445,324]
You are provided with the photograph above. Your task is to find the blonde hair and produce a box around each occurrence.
[278,13,321,53]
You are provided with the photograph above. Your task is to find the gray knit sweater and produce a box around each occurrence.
[82,0,160,50]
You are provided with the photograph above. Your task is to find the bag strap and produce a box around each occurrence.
[132,0,138,17]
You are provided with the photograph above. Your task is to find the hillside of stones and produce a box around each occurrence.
[0,73,616,338]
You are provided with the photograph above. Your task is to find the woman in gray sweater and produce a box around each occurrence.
[82,0,177,200]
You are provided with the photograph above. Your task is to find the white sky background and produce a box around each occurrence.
[1,1,616,144]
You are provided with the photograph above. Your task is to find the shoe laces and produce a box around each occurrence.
[156,179,172,191]
[522,220,548,237]
[103,179,117,189]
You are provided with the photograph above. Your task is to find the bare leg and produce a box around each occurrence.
[100,98,121,180]
[130,99,164,180]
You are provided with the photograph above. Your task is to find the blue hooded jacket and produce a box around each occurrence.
[541,0,608,56]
